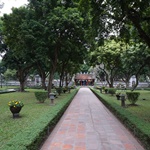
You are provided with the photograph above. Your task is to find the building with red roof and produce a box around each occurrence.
[74,73,95,86]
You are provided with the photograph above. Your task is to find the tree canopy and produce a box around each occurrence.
[1,0,90,92]
[0,0,150,90]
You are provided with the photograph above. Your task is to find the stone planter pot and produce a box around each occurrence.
[10,106,22,118]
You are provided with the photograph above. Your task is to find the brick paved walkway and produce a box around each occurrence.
[40,87,145,150]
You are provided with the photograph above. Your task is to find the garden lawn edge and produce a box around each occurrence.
[91,88,150,150]
[2,89,79,150]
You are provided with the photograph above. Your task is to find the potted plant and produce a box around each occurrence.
[8,100,24,118]
[108,88,117,96]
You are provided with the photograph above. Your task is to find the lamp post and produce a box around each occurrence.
[49,93,55,105]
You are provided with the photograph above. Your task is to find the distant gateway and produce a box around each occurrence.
[74,74,95,86]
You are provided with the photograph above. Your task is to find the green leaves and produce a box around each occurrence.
[1,0,91,92]
[126,92,140,105]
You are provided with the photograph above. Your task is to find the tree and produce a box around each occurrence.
[2,0,90,93]
[2,50,33,91]
[28,0,89,93]
[90,39,123,87]
[110,40,150,90]
[80,0,150,89]
[86,0,150,50]
[2,7,34,91]
[118,0,150,48]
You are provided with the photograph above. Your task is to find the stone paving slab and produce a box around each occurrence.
[40,87,145,150]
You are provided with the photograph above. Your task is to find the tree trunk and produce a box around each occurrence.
[61,75,64,87]
[59,74,63,87]
[47,46,58,94]
[36,62,47,90]
[65,73,69,87]
[41,77,47,90]
[20,81,25,92]
[48,70,55,95]
[16,65,32,92]
[104,71,110,87]
[131,63,146,91]
[39,71,47,90]
[109,70,114,88]
[109,78,114,88]
[17,70,26,92]
[122,76,130,88]
[125,81,130,88]
[131,75,139,91]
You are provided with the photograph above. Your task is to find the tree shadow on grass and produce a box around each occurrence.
[126,104,139,107]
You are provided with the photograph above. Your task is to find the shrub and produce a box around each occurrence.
[102,86,105,90]
[104,88,108,94]
[126,92,140,105]
[63,87,68,93]
[108,88,117,95]
[55,87,62,95]
[69,86,75,89]
[34,92,48,103]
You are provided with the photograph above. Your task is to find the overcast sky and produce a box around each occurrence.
[0,0,28,16]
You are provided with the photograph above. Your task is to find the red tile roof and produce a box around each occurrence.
[75,74,95,80]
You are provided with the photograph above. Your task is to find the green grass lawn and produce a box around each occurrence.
[126,90,150,123]
[0,88,76,149]
[97,89,150,124]
[0,85,20,90]
[1,87,150,149]
[104,90,150,123]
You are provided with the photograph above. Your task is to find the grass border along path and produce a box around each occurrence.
[91,88,150,150]
[1,88,78,150]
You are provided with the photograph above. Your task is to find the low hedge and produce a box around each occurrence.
[2,89,78,150]
[126,91,140,105]
[34,92,48,103]
[108,88,117,95]
[91,88,150,150]
[55,87,62,95]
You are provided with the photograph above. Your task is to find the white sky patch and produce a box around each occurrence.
[0,0,28,16]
